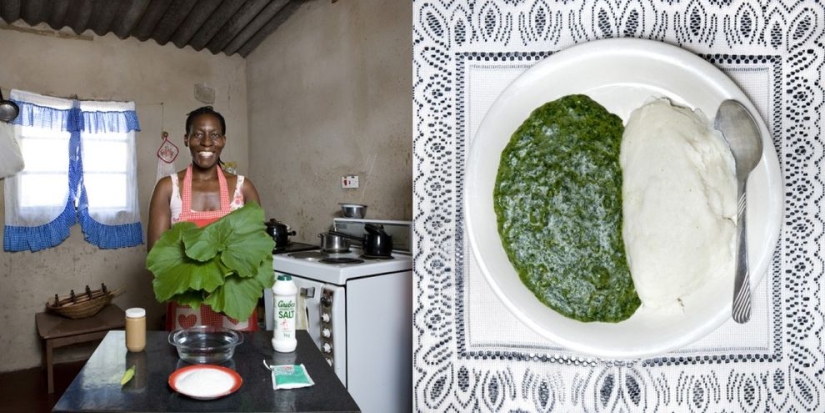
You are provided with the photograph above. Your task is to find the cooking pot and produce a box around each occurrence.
[329,224,393,257]
[363,223,393,256]
[318,232,350,253]
[265,219,295,248]
[0,90,19,123]
[339,203,367,218]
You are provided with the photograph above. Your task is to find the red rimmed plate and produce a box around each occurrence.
[169,365,242,400]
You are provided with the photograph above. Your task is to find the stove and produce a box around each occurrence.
[272,241,319,255]
[320,257,364,265]
[272,246,411,285]
[263,218,413,413]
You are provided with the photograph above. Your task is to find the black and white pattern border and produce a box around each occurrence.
[413,1,825,411]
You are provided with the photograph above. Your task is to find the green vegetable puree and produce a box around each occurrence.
[494,94,640,323]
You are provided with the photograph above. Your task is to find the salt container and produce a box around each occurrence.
[272,274,297,352]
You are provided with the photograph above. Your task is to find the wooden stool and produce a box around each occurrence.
[35,304,125,393]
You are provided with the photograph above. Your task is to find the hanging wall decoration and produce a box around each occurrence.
[156,131,179,182]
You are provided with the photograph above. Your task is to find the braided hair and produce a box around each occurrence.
[185,106,226,135]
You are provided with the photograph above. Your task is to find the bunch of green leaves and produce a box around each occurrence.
[147,201,276,321]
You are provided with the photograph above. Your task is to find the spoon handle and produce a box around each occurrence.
[732,184,751,323]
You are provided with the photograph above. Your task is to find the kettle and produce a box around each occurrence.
[265,219,296,248]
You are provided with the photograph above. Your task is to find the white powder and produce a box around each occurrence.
[175,368,236,398]
[621,98,737,309]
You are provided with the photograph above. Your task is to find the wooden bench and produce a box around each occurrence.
[35,304,125,393]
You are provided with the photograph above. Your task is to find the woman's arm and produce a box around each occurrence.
[147,176,173,251]
[242,177,261,206]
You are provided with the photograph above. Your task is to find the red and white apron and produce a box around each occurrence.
[165,165,258,331]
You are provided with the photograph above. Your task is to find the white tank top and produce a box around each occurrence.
[169,173,245,224]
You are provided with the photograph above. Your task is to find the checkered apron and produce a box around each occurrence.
[165,165,258,331]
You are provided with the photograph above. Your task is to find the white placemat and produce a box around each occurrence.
[413,1,824,411]
[463,60,777,355]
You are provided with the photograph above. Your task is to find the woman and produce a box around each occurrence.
[148,106,262,331]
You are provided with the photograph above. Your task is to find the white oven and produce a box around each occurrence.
[264,219,413,413]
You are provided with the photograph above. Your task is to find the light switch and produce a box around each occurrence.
[342,175,359,188]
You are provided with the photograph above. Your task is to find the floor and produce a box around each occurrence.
[0,360,85,413]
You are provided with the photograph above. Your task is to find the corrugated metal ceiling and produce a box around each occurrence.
[0,0,304,57]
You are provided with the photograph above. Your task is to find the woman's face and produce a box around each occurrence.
[186,113,226,170]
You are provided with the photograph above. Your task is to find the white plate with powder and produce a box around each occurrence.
[169,365,243,400]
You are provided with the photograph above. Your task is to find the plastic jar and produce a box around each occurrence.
[125,307,146,352]
[272,274,298,353]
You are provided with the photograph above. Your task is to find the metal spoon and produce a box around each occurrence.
[714,99,763,323]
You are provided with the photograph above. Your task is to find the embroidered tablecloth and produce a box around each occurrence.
[412,1,824,411]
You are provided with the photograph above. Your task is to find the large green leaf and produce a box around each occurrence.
[181,222,223,262]
[148,223,214,301]
[147,202,276,316]
[151,256,225,302]
[204,257,274,320]
[221,237,274,278]
[218,203,272,276]
[167,290,207,309]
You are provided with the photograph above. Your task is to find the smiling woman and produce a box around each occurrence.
[147,105,263,331]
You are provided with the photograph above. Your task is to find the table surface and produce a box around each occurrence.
[52,330,360,413]
[36,304,125,339]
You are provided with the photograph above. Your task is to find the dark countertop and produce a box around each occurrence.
[52,330,359,413]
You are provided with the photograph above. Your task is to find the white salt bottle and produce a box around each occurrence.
[272,274,298,353]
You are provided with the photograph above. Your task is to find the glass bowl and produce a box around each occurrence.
[168,326,243,364]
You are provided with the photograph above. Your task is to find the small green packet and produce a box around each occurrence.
[269,363,315,390]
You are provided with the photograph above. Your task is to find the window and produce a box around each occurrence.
[3,90,143,252]
[16,126,70,209]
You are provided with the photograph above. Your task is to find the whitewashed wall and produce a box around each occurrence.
[0,24,248,372]
[246,0,413,240]
[0,0,412,373]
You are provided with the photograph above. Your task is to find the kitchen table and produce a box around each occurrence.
[413,0,824,411]
[52,330,359,413]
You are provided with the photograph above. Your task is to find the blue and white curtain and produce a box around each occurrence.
[3,90,143,251]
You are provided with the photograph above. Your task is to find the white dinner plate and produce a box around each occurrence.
[169,364,242,400]
[465,38,782,359]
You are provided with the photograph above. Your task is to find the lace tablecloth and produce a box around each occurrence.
[412,1,823,411]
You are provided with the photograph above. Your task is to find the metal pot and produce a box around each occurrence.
[329,226,394,257]
[363,223,393,257]
[339,203,367,218]
[0,90,19,123]
[265,219,295,248]
[318,232,350,253]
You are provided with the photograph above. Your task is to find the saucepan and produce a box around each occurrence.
[0,89,19,123]
[339,203,367,218]
[329,224,393,257]
[318,232,350,253]
[265,219,296,248]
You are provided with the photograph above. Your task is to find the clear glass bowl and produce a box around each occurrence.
[168,326,243,364]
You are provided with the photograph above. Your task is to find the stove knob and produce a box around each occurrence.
[320,296,331,307]
[323,342,332,353]
[321,312,331,323]
[325,357,333,367]
[322,328,331,338]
